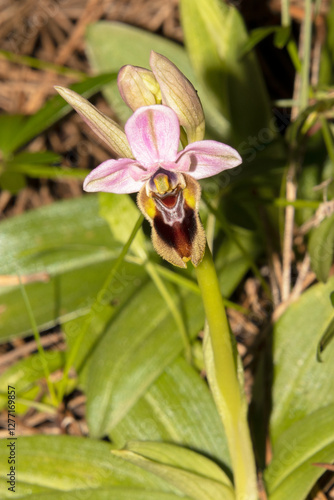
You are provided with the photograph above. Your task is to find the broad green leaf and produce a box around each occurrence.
[0,171,26,193]
[0,435,180,498]
[99,192,146,259]
[125,442,232,487]
[0,115,25,156]
[309,213,334,282]
[215,227,262,297]
[180,0,273,145]
[270,277,334,444]
[0,195,145,340]
[85,282,204,436]
[265,404,334,500]
[114,446,234,500]
[317,303,334,360]
[15,489,193,500]
[110,357,231,469]
[0,351,64,411]
[6,73,117,154]
[85,21,229,141]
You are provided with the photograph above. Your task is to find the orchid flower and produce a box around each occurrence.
[83,105,241,268]
[55,56,242,269]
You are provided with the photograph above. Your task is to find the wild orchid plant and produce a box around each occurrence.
[56,51,258,499]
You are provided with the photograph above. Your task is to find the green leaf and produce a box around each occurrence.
[273,26,291,49]
[239,26,284,57]
[0,351,64,411]
[15,490,193,500]
[309,213,334,282]
[10,151,61,165]
[126,442,232,486]
[317,309,334,361]
[8,163,89,179]
[0,435,180,498]
[265,404,334,500]
[0,171,26,194]
[84,282,204,436]
[110,357,231,470]
[85,21,229,141]
[286,97,334,146]
[99,192,146,259]
[114,443,234,500]
[180,0,273,145]
[0,115,25,156]
[270,277,334,445]
[6,73,117,154]
[0,195,145,340]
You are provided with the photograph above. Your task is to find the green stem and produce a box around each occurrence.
[18,276,58,407]
[287,39,302,73]
[58,214,144,402]
[195,245,257,500]
[320,117,334,176]
[203,195,271,298]
[300,0,313,111]
[281,0,291,27]
[273,197,320,209]
[145,261,192,364]
[0,49,87,79]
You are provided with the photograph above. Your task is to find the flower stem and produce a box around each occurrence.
[58,214,144,403]
[195,245,257,500]
[145,261,192,364]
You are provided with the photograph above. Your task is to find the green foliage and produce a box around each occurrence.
[270,277,334,444]
[309,213,334,282]
[85,21,229,142]
[1,0,334,498]
[180,0,273,146]
[0,73,116,192]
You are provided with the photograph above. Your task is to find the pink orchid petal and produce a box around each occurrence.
[125,105,180,167]
[175,140,242,179]
[83,158,144,194]
[128,163,152,182]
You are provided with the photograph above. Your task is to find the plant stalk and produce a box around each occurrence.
[195,245,257,500]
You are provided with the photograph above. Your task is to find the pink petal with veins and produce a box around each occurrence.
[83,158,144,194]
[175,140,242,179]
[125,105,180,168]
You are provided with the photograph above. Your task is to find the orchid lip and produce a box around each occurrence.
[154,189,185,226]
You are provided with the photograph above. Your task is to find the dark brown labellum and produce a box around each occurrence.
[137,172,206,268]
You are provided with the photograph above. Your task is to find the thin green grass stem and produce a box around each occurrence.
[281,0,291,27]
[58,214,144,403]
[153,264,250,314]
[0,393,58,414]
[274,197,320,209]
[203,195,271,297]
[0,50,87,79]
[287,39,302,72]
[145,261,192,364]
[300,0,313,111]
[320,117,334,175]
[18,276,58,407]
[195,245,257,500]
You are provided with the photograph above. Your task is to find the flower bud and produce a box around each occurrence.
[117,65,161,111]
[149,51,205,144]
[54,86,132,158]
